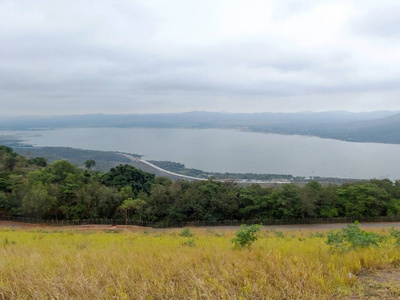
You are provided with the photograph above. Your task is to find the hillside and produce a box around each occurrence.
[13,147,138,172]
[340,113,400,143]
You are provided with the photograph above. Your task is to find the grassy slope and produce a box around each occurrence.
[0,226,399,299]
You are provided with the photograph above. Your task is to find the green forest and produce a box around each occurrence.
[1,145,400,223]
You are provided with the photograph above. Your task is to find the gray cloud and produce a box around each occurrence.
[350,5,400,39]
[1,0,400,115]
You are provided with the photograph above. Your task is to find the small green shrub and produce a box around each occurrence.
[389,227,400,245]
[3,237,16,246]
[182,238,196,247]
[326,222,381,252]
[231,224,261,249]
[206,229,224,237]
[308,232,325,238]
[179,227,194,237]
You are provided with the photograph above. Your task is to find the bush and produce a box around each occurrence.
[389,227,400,245]
[179,227,194,237]
[231,224,261,249]
[182,238,196,247]
[325,222,381,252]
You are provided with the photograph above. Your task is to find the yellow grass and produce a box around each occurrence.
[0,226,399,299]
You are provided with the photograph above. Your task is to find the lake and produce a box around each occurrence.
[3,127,400,179]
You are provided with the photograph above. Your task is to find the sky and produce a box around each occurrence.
[1,0,400,116]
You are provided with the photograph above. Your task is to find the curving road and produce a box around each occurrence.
[120,153,293,185]
[119,153,207,181]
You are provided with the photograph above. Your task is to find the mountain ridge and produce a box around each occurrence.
[0,111,399,144]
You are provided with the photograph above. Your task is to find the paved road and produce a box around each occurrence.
[120,153,289,185]
[120,153,207,181]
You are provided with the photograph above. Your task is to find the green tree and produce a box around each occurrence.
[118,198,136,224]
[119,186,134,200]
[96,186,123,219]
[4,155,18,171]
[27,157,47,167]
[50,160,80,183]
[21,183,56,219]
[7,174,27,216]
[0,191,10,214]
[337,183,389,217]
[132,198,147,221]
[84,159,96,170]
[386,198,400,216]
[273,183,301,218]
[318,184,340,218]
[299,181,322,218]
[27,168,56,185]
[0,146,18,171]
[101,164,155,195]
[118,198,146,224]
[146,182,172,222]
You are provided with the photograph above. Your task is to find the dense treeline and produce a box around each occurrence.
[1,146,400,222]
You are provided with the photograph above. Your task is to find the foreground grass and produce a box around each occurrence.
[0,227,399,299]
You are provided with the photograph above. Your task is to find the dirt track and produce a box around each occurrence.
[2,220,400,232]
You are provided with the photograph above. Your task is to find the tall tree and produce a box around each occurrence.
[21,183,56,219]
[118,198,147,224]
[84,159,96,170]
[299,181,322,218]
[101,164,155,195]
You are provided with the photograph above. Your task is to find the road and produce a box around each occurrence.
[120,153,207,181]
[119,153,292,185]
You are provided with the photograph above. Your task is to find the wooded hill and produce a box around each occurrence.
[1,145,400,223]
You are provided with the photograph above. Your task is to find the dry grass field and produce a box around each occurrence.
[0,224,399,299]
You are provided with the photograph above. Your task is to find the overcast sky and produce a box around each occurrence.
[1,0,400,116]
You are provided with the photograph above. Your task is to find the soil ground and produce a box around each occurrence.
[2,221,400,231]
[347,268,400,299]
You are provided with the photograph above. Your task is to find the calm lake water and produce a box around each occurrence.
[4,127,400,179]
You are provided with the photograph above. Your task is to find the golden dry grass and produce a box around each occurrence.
[0,226,399,299]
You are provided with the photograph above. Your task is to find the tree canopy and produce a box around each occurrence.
[1,146,400,223]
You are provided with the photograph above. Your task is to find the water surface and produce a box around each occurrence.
[4,128,400,179]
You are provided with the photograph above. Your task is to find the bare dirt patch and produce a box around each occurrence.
[0,221,48,229]
[348,267,400,300]
[0,221,151,233]
[2,221,400,232]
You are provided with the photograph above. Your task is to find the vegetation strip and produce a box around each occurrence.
[1,145,400,224]
[1,224,400,299]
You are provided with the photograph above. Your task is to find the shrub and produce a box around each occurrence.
[179,227,194,237]
[182,238,196,247]
[308,232,325,238]
[231,224,261,249]
[325,222,381,252]
[389,227,400,245]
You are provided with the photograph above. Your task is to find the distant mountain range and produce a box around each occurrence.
[336,113,400,143]
[1,110,399,144]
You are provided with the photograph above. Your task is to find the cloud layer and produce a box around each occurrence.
[1,0,400,115]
